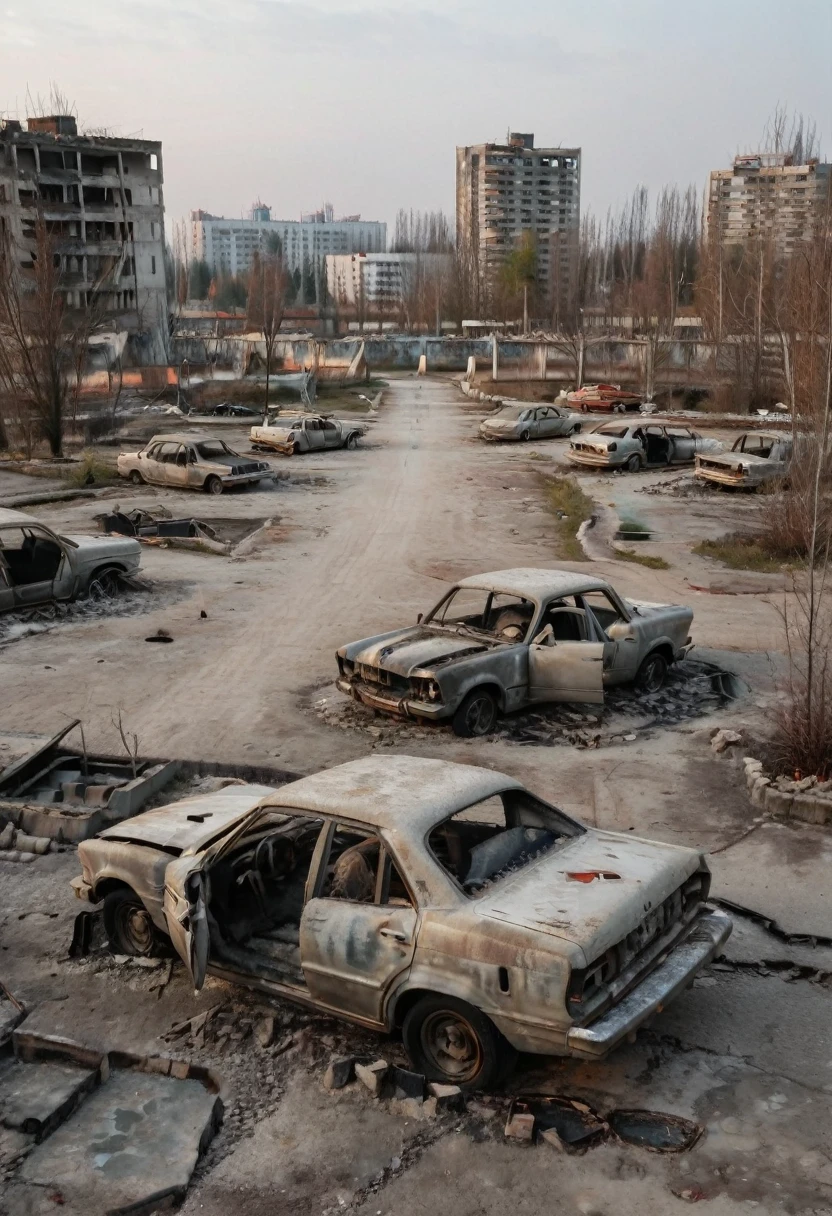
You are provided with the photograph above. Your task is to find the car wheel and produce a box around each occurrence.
[571,423,582,435]
[129,470,144,486]
[581,403,590,414]
[636,651,668,693]
[103,888,167,957]
[86,566,122,600]
[452,688,498,737]
[520,429,531,442]
[205,476,224,495]
[626,453,642,473]
[402,994,515,1090]
[346,433,358,450]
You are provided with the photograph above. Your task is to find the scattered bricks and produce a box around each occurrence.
[0,823,14,851]
[795,776,817,792]
[505,1110,535,1141]
[389,1096,426,1121]
[422,1097,438,1119]
[427,1082,465,1112]
[764,786,794,817]
[390,1066,425,1101]
[170,1060,190,1080]
[743,756,763,771]
[791,794,832,826]
[711,729,743,753]
[750,777,771,809]
[355,1059,388,1096]
[323,1056,355,1091]
[255,1016,276,1048]
[13,833,51,855]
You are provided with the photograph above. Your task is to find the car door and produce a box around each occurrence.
[165,444,190,488]
[0,559,14,613]
[154,442,182,485]
[163,855,210,991]
[140,442,167,486]
[321,419,341,449]
[303,419,325,450]
[527,605,605,704]
[666,427,696,464]
[300,823,418,1023]
[1,525,68,609]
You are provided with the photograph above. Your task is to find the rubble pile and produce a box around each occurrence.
[0,583,153,646]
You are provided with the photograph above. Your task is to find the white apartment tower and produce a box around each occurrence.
[707,153,831,255]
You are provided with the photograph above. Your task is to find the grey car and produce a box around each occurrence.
[479,403,582,443]
[336,568,693,736]
[0,507,141,612]
[118,435,272,494]
[71,756,731,1089]
[250,414,363,456]
[695,430,792,489]
[568,422,722,472]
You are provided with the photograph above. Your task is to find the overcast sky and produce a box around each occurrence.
[2,0,831,238]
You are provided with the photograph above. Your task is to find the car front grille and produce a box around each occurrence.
[356,664,410,695]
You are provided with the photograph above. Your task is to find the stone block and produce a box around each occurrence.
[355,1059,388,1096]
[427,1082,465,1112]
[764,786,794,816]
[389,1065,424,1101]
[323,1056,355,1091]
[790,794,832,826]
[505,1110,535,1141]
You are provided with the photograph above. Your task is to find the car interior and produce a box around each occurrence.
[204,813,412,987]
[428,791,584,896]
[734,434,778,458]
[0,527,63,587]
[533,591,624,644]
[430,589,535,640]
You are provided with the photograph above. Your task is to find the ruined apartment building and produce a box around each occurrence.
[0,115,168,362]
[326,251,452,312]
[707,153,831,255]
[456,133,581,313]
[190,204,387,280]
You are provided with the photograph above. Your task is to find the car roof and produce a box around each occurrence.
[455,568,609,602]
[0,508,43,528]
[256,755,523,838]
[146,434,229,446]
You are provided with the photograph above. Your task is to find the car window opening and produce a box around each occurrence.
[428,589,535,641]
[428,790,584,897]
[196,440,236,459]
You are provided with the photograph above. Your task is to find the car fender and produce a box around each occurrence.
[82,851,170,931]
[435,648,528,712]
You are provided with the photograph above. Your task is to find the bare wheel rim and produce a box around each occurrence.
[116,902,155,954]
[88,570,120,600]
[465,693,496,735]
[627,454,640,472]
[420,1011,483,1082]
[641,656,665,692]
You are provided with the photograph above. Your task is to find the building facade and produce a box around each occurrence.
[707,154,831,255]
[0,115,168,360]
[190,205,387,284]
[456,133,581,316]
[326,251,451,313]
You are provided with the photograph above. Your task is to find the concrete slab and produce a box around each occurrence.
[0,1058,97,1139]
[709,820,832,938]
[19,1069,220,1213]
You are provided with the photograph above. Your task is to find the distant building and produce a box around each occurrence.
[707,153,831,254]
[0,114,168,360]
[326,251,451,313]
[456,133,581,315]
[190,204,387,288]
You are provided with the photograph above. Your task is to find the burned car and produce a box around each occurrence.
[336,569,692,735]
[568,422,723,472]
[71,755,731,1088]
[479,402,582,443]
[0,507,141,612]
[566,383,643,413]
[250,413,363,456]
[117,435,272,494]
[695,430,792,490]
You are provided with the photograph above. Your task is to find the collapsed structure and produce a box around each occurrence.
[707,152,832,254]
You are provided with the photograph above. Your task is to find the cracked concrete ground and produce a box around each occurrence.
[1,377,830,1214]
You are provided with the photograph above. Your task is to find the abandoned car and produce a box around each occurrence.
[117,435,272,494]
[568,422,723,472]
[479,402,582,443]
[694,430,792,490]
[0,507,141,613]
[250,414,363,455]
[566,384,643,413]
[336,569,693,735]
[71,755,731,1088]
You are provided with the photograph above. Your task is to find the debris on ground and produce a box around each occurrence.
[97,508,231,554]
[0,576,155,648]
[503,1096,700,1154]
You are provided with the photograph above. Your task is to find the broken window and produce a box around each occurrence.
[428,588,534,640]
[0,527,64,587]
[577,590,627,635]
[195,440,235,459]
[428,790,583,897]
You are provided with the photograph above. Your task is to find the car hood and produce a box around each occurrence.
[97,784,277,854]
[352,627,494,675]
[477,829,702,963]
[64,534,141,559]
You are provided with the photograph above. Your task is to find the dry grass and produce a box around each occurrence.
[66,451,119,487]
[616,548,670,570]
[693,533,803,573]
[543,475,595,562]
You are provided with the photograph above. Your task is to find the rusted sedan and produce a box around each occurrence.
[568,422,722,472]
[566,384,643,413]
[336,569,693,735]
[71,756,731,1088]
[479,402,582,442]
[695,430,792,489]
[117,435,272,494]
[250,413,363,455]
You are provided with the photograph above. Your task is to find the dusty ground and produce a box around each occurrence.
[1,376,830,1214]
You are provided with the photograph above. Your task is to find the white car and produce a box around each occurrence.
[118,435,272,494]
[479,403,582,443]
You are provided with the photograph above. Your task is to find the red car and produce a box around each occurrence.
[566,384,643,413]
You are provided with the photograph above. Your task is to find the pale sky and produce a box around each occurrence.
[2,0,831,237]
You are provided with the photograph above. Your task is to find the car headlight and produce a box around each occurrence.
[607,443,617,452]
[410,676,442,702]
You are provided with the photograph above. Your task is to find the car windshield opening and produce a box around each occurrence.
[427,589,534,640]
[596,425,629,438]
[196,440,236,459]
[428,791,584,897]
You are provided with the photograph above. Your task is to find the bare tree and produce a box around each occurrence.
[247,247,288,417]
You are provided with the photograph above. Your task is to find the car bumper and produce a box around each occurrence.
[694,467,754,487]
[479,430,519,442]
[71,876,94,902]
[336,676,446,721]
[567,450,624,468]
[565,909,732,1057]
[221,473,272,486]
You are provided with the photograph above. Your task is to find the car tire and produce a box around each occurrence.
[581,403,590,414]
[103,888,167,957]
[451,688,498,737]
[571,423,582,435]
[86,566,122,600]
[346,433,358,450]
[402,994,515,1090]
[636,651,668,693]
[129,470,144,485]
[205,476,224,495]
[520,429,531,442]
[626,453,642,473]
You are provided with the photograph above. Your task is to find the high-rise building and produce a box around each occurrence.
[326,251,452,313]
[190,204,386,286]
[0,114,168,360]
[707,154,831,255]
[456,133,581,315]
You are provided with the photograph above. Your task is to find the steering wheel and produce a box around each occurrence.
[254,834,294,878]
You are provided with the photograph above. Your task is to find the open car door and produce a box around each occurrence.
[528,609,605,704]
[163,857,210,991]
